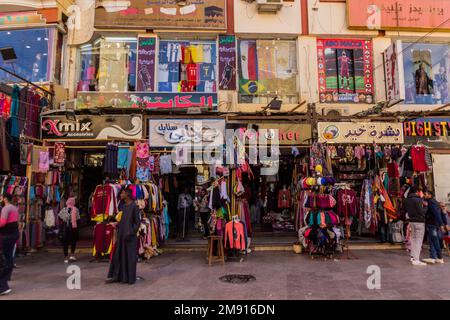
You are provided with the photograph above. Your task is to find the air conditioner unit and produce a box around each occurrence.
[59,99,77,111]
[256,0,283,13]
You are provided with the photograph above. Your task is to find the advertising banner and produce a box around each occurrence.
[383,40,405,101]
[95,0,226,30]
[136,37,156,92]
[403,118,450,147]
[218,35,237,91]
[317,39,374,104]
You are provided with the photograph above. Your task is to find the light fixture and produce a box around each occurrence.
[0,47,17,62]
[65,111,77,121]
[262,96,282,112]
[44,38,48,41]
[6,32,11,35]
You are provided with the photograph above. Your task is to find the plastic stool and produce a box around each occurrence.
[207,235,225,265]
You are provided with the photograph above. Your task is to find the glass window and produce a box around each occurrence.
[317,39,374,104]
[77,37,137,92]
[157,40,217,93]
[403,43,450,105]
[237,39,298,104]
[0,28,55,83]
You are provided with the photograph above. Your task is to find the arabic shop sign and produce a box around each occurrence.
[95,0,226,30]
[347,0,450,31]
[41,115,143,140]
[149,119,225,147]
[318,122,404,144]
[77,92,217,110]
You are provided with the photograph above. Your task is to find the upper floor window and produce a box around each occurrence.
[77,37,137,92]
[157,40,218,93]
[237,39,298,104]
[403,43,450,104]
[0,28,55,83]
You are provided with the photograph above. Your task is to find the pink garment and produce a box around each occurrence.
[0,204,19,228]
[136,142,150,159]
[354,145,365,160]
[66,197,77,228]
[39,151,50,172]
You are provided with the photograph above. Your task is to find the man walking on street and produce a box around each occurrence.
[422,191,445,264]
[404,186,428,266]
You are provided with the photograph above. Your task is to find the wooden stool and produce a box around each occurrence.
[443,236,450,257]
[207,235,225,265]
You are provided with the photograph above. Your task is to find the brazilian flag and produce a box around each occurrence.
[239,79,266,95]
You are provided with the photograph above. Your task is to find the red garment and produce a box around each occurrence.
[411,146,428,172]
[278,189,291,209]
[387,162,399,178]
[224,221,246,250]
[93,223,115,257]
[187,63,198,87]
[337,189,358,218]
[91,184,117,218]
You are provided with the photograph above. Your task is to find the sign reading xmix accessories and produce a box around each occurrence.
[318,122,404,144]
[41,115,143,140]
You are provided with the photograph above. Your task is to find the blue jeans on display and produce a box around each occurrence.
[426,225,443,260]
[0,231,19,292]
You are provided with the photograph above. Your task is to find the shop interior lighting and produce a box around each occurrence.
[0,47,17,62]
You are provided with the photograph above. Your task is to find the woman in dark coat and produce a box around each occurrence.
[106,188,141,285]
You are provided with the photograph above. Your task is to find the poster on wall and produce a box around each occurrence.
[383,40,405,101]
[317,39,374,104]
[402,43,450,105]
[347,0,450,31]
[95,0,226,30]
[41,115,143,140]
[136,37,156,92]
[148,119,225,148]
[318,122,404,144]
[218,35,237,91]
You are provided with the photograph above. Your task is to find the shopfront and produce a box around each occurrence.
[224,121,312,235]
[313,121,406,245]
[403,117,450,204]
[33,113,170,259]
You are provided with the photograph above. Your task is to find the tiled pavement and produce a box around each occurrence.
[2,249,450,300]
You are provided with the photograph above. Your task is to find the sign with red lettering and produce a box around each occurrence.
[317,39,374,104]
[347,0,450,31]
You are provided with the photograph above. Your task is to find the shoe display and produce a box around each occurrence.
[422,258,436,264]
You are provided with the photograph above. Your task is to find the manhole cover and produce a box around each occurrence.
[219,274,256,284]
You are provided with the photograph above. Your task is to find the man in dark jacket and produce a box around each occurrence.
[404,186,427,266]
[423,191,445,264]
